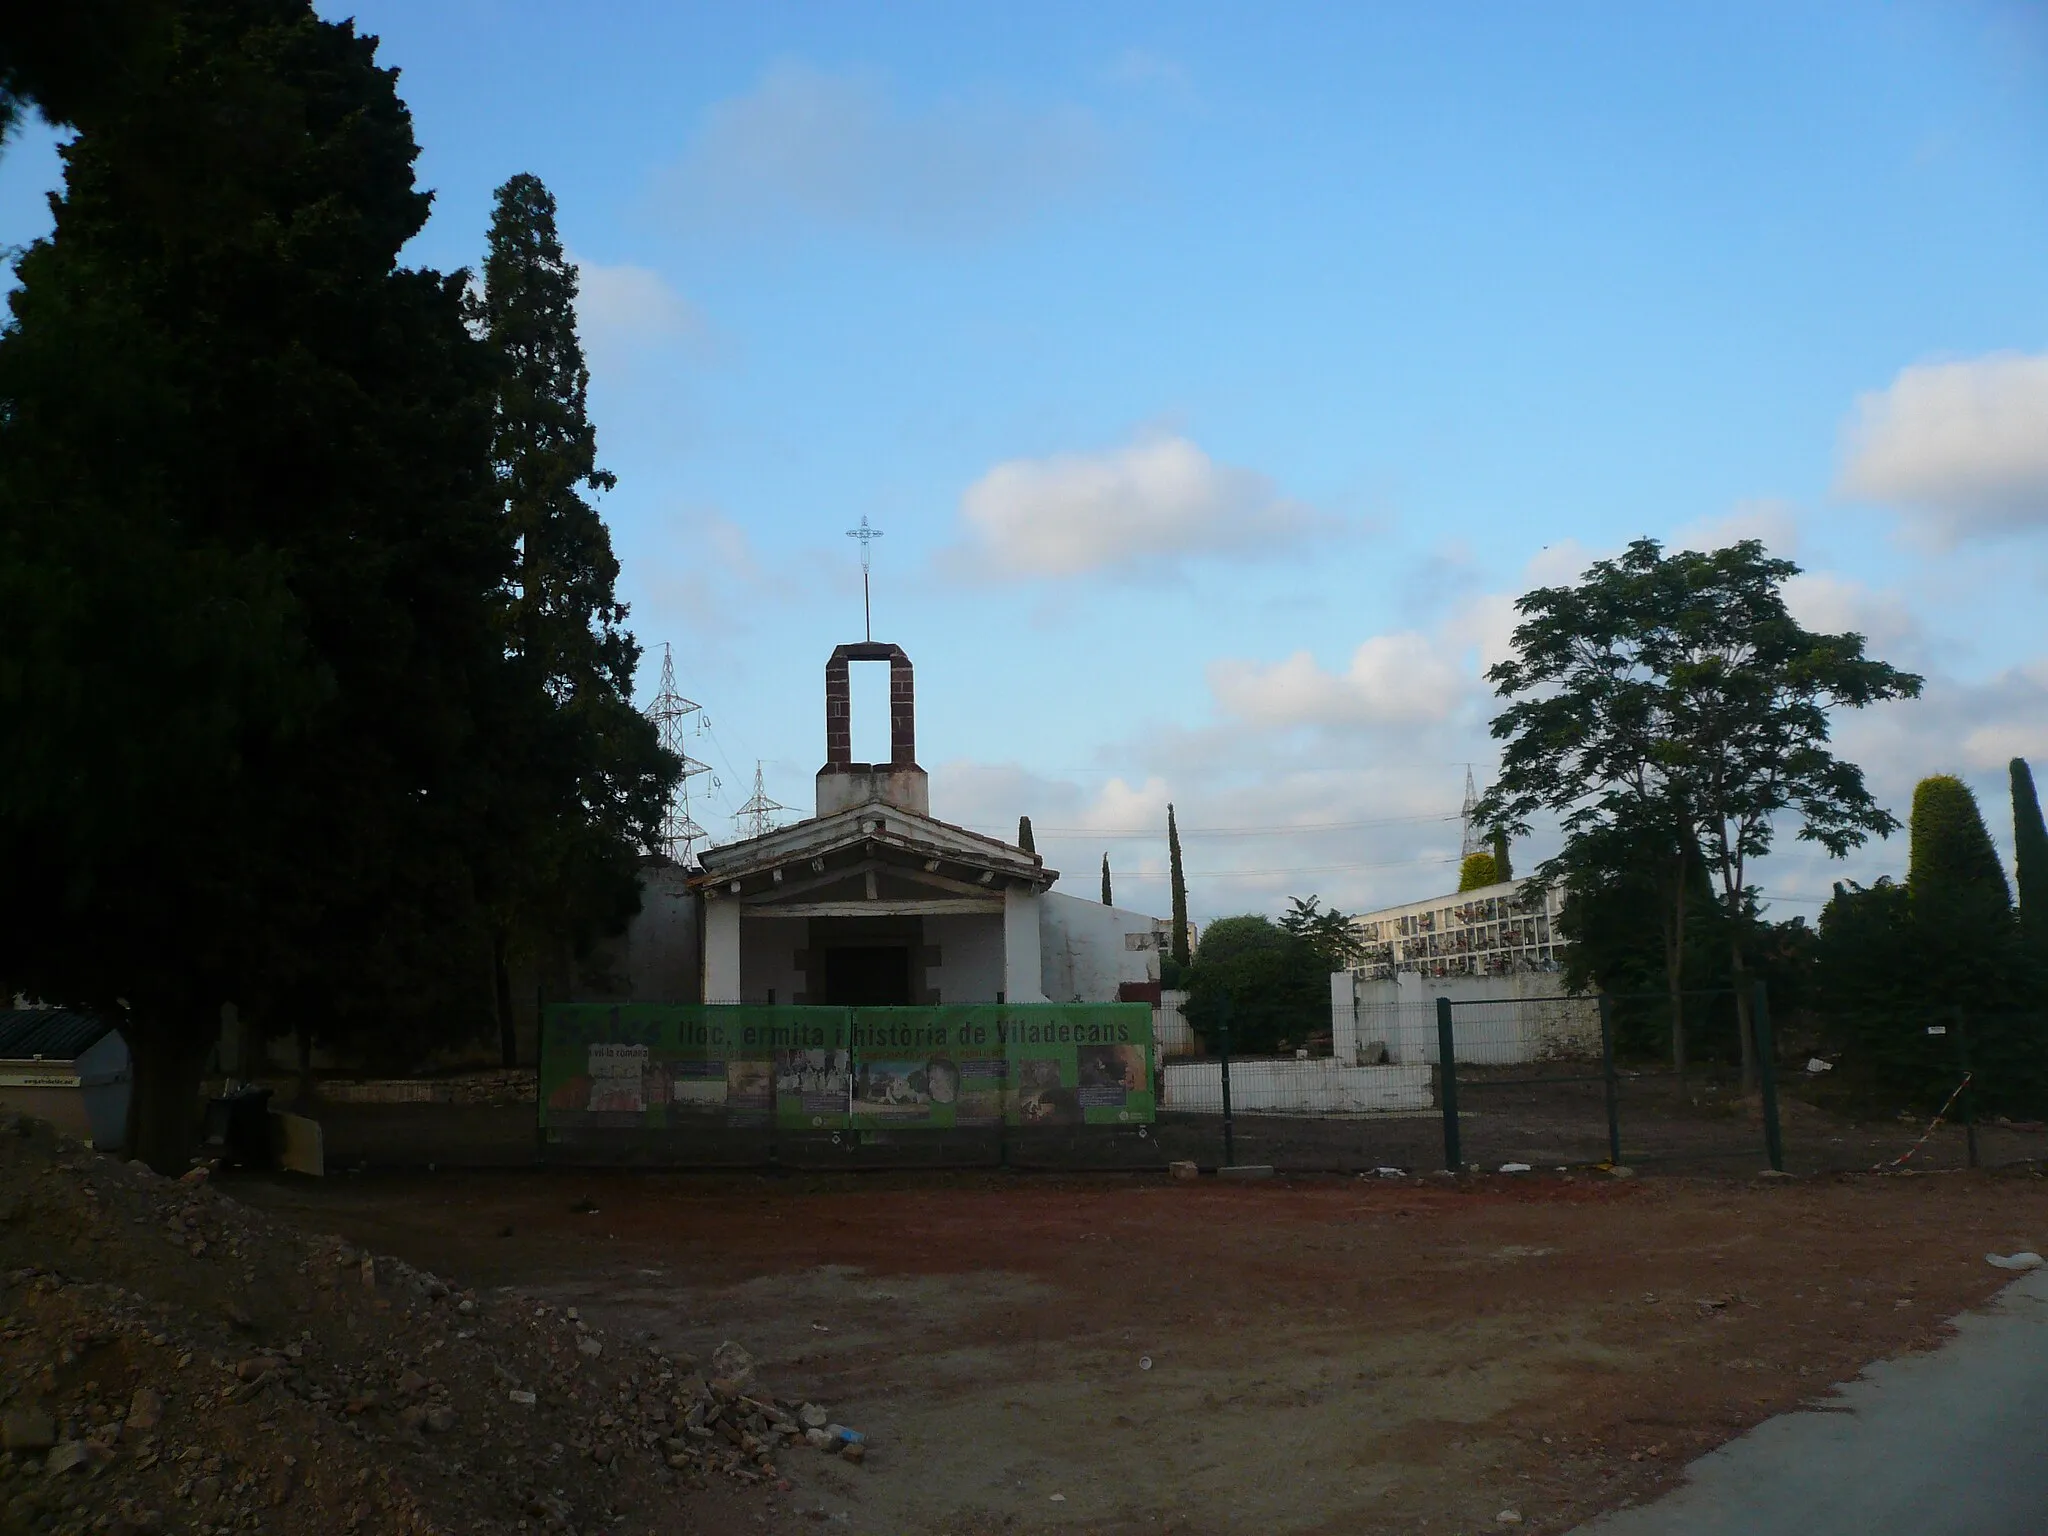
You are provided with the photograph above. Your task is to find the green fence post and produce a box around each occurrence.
[1218,997,1235,1169]
[998,1005,1011,1171]
[1752,981,1784,1173]
[1598,992,1622,1167]
[1957,1008,1977,1170]
[1437,996,1461,1172]
[534,987,546,1159]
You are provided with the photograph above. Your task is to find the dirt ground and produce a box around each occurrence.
[235,1163,2048,1536]
[0,1116,841,1536]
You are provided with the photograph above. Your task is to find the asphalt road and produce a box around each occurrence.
[1576,1265,2048,1536]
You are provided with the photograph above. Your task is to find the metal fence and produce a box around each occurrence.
[513,994,2048,1176]
[1780,1007,2048,1174]
[1166,989,1786,1175]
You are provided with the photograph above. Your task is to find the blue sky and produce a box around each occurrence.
[5,1,2045,924]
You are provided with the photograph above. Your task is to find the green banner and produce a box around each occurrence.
[539,1003,1154,1135]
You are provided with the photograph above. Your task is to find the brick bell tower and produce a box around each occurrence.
[815,642,929,817]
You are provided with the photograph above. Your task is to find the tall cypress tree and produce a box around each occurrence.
[1101,854,1113,906]
[0,0,517,1168]
[1908,776,2011,912]
[477,174,677,1063]
[2014,759,2048,954]
[1017,815,1035,854]
[1167,803,1190,969]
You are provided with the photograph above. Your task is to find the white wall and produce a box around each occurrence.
[1331,970,1601,1066]
[1004,887,1048,1003]
[1163,1059,1432,1115]
[1038,891,1163,1003]
[926,912,1007,1004]
[579,864,702,1004]
[1154,990,1196,1057]
[702,899,741,1004]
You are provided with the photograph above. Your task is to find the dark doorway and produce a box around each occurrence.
[822,946,912,1006]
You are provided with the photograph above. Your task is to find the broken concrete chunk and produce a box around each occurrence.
[710,1340,756,1387]
[44,1441,88,1475]
[126,1387,163,1433]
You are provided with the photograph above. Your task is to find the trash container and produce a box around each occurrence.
[203,1085,275,1169]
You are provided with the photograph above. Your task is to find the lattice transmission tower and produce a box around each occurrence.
[734,762,787,841]
[1459,765,1484,860]
[646,643,713,865]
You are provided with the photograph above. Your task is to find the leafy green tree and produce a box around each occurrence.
[1100,854,1113,906]
[1491,831,1514,882]
[1478,538,1920,1093]
[1278,896,1361,970]
[2016,759,2048,962]
[475,173,676,1064]
[1167,803,1191,971]
[1458,852,1499,891]
[0,0,518,1169]
[1016,815,1035,854]
[1553,806,1717,1071]
[1183,915,1326,1054]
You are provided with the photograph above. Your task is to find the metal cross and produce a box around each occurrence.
[845,516,884,640]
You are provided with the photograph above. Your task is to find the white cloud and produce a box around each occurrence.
[947,433,1326,580]
[1836,352,2048,542]
[929,750,1475,921]
[1782,572,1920,651]
[665,62,1110,237]
[1210,632,1466,729]
[573,257,707,365]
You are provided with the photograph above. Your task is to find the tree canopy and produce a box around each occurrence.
[1477,538,1919,1088]
[0,2,665,1170]
[1183,901,1349,1054]
[1167,804,1191,970]
[1457,852,1500,891]
[1908,775,2011,915]
[0,1,164,144]
[2016,759,2048,959]
[474,172,677,1060]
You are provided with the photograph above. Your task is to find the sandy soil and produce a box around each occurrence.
[236,1164,2048,1536]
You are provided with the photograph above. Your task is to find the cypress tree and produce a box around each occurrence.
[1492,830,1513,882]
[477,173,677,1063]
[2014,759,2048,950]
[1168,804,1190,969]
[1017,815,1035,854]
[0,0,516,1168]
[1101,854,1113,906]
[1458,852,1499,891]
[1908,776,2011,912]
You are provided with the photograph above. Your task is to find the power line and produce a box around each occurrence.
[970,812,1460,839]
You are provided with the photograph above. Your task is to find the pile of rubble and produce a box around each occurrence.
[0,1112,865,1535]
[668,1340,867,1480]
